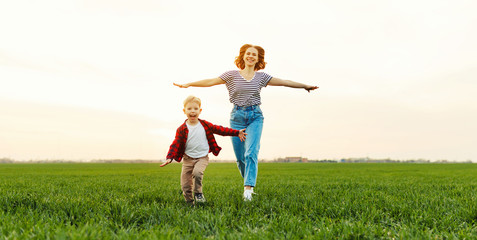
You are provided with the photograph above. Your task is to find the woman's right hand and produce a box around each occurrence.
[173,83,190,88]
[173,78,225,88]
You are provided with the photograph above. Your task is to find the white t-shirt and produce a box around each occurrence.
[185,122,209,158]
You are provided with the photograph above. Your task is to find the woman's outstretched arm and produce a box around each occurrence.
[173,77,225,88]
[268,77,318,92]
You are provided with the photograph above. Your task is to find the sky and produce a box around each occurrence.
[1,0,476,162]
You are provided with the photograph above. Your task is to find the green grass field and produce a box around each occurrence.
[1,163,477,239]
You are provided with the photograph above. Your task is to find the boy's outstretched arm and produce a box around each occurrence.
[207,121,246,141]
[160,159,173,167]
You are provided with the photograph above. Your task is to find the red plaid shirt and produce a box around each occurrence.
[166,119,240,162]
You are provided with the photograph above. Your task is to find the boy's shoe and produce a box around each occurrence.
[194,193,206,203]
[243,189,254,201]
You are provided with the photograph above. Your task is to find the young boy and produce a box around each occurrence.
[161,95,246,205]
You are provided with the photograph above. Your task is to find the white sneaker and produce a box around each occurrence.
[194,193,206,203]
[243,188,254,201]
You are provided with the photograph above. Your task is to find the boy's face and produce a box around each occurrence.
[183,102,202,123]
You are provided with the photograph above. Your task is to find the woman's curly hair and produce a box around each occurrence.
[234,44,267,71]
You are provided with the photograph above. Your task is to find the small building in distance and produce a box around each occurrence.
[276,156,308,163]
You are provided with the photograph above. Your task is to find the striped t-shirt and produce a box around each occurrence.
[219,70,273,107]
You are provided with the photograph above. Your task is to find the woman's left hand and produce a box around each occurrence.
[305,85,319,92]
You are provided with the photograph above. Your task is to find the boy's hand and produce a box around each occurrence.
[238,129,247,142]
[160,159,173,167]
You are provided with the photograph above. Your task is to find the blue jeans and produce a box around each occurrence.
[230,105,264,187]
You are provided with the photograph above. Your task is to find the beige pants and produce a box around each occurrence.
[181,154,209,202]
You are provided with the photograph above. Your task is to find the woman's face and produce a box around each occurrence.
[243,47,259,67]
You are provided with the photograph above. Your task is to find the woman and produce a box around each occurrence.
[173,44,318,201]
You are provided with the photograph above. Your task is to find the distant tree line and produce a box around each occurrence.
[0,158,15,163]
[0,157,473,164]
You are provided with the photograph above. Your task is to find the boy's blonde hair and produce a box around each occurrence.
[183,95,201,107]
